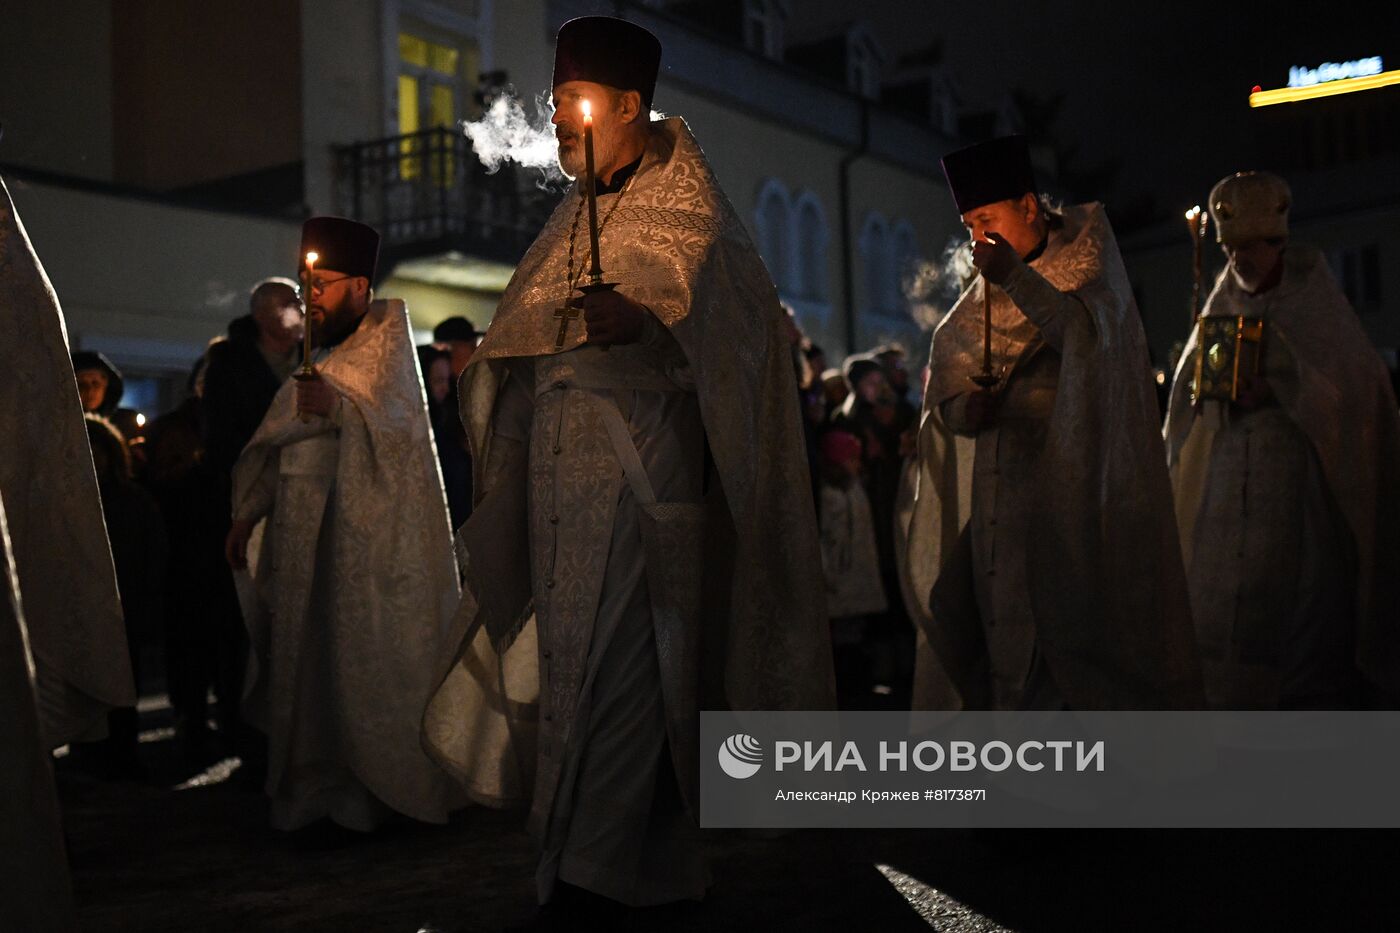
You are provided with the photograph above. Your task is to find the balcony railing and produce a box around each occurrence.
[333,126,560,268]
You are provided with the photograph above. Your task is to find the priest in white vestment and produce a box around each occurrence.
[1165,171,1400,708]
[905,136,1202,711]
[424,16,834,915]
[0,173,93,932]
[227,217,460,831]
[0,175,134,750]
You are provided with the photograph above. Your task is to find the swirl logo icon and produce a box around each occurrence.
[718,734,763,780]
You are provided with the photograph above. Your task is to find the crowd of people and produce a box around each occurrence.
[784,319,922,708]
[5,13,1399,931]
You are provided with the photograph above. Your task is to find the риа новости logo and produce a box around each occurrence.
[718,734,763,779]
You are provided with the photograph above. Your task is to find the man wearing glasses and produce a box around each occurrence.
[224,216,460,834]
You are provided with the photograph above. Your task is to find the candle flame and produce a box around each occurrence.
[581,99,592,121]
[306,251,318,265]
[1184,206,1200,221]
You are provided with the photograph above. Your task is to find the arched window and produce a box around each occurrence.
[793,193,828,302]
[846,28,884,100]
[744,0,787,60]
[755,179,793,293]
[891,221,919,313]
[860,212,893,315]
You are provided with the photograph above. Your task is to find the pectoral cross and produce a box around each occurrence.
[553,302,580,350]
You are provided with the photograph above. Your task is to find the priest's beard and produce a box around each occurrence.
[557,138,584,179]
[312,292,368,349]
[556,119,623,181]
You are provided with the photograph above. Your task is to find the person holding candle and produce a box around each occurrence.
[423,15,832,918]
[1163,171,1400,708]
[71,350,146,448]
[904,135,1200,711]
[224,216,460,832]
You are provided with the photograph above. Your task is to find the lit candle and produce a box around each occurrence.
[1184,206,1205,327]
[581,99,602,284]
[302,251,318,372]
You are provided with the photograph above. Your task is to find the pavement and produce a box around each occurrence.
[55,708,1400,932]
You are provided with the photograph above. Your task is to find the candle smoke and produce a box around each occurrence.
[462,89,565,184]
[906,237,976,330]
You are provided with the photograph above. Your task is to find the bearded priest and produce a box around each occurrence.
[424,14,833,916]
[226,217,460,832]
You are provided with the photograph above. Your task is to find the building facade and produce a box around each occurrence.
[2,0,966,417]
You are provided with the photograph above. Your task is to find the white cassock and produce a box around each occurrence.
[1165,247,1400,707]
[424,117,835,906]
[0,174,134,750]
[233,298,461,830]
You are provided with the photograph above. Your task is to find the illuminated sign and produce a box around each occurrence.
[1288,57,1383,87]
[1251,57,1400,107]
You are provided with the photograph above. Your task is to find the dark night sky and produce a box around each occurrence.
[802,1,1399,222]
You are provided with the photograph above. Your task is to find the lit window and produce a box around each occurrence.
[399,33,429,68]
[397,30,478,182]
[398,75,420,136]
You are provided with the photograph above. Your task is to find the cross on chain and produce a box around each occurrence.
[553,302,581,350]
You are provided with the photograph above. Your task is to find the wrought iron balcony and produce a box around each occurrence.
[333,126,560,269]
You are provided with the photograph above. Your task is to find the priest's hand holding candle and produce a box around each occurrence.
[970,231,1020,285]
[300,251,318,374]
[295,250,328,422]
[969,232,1015,390]
[574,95,647,346]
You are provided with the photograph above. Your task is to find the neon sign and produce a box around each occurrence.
[1250,56,1400,107]
[1288,57,1383,88]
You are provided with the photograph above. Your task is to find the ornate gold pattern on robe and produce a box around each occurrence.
[233,299,460,828]
[0,174,133,748]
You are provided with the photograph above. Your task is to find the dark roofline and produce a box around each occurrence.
[0,160,308,223]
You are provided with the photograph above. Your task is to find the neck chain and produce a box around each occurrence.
[564,172,635,294]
